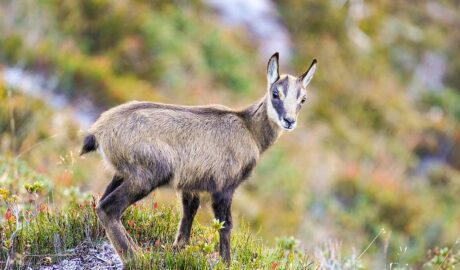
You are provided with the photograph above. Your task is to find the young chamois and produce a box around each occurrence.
[80,53,317,264]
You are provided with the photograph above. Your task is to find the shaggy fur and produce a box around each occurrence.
[80,52,317,264]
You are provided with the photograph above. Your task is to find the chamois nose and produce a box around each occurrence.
[283,117,295,125]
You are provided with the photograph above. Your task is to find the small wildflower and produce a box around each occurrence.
[24,181,44,194]
[0,188,9,200]
[271,262,279,270]
[153,201,158,209]
[91,195,97,210]
[5,208,13,221]
[58,170,72,185]
[40,203,48,213]
[155,239,160,247]
[127,220,136,227]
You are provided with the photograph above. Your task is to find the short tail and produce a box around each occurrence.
[80,134,98,156]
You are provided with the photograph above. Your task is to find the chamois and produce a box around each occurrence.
[80,52,317,264]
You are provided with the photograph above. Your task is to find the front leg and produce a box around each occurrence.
[211,189,234,264]
[174,191,200,248]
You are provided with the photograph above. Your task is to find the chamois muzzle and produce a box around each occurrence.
[282,117,296,130]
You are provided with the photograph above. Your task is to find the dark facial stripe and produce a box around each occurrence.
[269,77,289,120]
[281,77,289,97]
[296,88,301,99]
[271,98,285,120]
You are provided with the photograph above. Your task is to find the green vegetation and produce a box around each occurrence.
[0,0,256,108]
[0,156,312,269]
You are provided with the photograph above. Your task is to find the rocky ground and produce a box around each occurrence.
[36,242,122,270]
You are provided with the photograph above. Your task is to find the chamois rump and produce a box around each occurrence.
[80,53,317,264]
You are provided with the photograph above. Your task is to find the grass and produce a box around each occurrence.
[0,154,457,269]
[0,197,314,269]
[0,155,316,269]
[0,150,458,269]
[0,154,313,269]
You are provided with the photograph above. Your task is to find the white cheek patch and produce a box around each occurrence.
[267,98,280,124]
[283,76,300,117]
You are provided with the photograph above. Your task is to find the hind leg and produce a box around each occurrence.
[173,191,200,248]
[100,175,124,201]
[96,181,141,261]
[96,174,165,262]
[99,175,140,249]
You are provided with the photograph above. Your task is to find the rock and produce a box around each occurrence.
[38,242,122,270]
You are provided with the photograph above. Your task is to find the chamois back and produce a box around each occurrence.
[85,101,261,191]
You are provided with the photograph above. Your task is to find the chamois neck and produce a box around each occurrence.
[239,96,282,153]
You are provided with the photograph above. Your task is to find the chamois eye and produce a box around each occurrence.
[300,97,307,104]
[272,91,279,99]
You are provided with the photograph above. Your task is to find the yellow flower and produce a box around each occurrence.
[0,188,9,200]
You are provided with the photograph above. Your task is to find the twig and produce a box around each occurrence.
[356,228,386,261]
[95,255,110,264]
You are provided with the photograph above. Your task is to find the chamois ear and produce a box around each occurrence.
[267,52,280,85]
[299,59,317,88]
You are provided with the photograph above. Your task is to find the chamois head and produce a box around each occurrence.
[266,52,317,131]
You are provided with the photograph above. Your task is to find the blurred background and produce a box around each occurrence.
[1,0,460,267]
